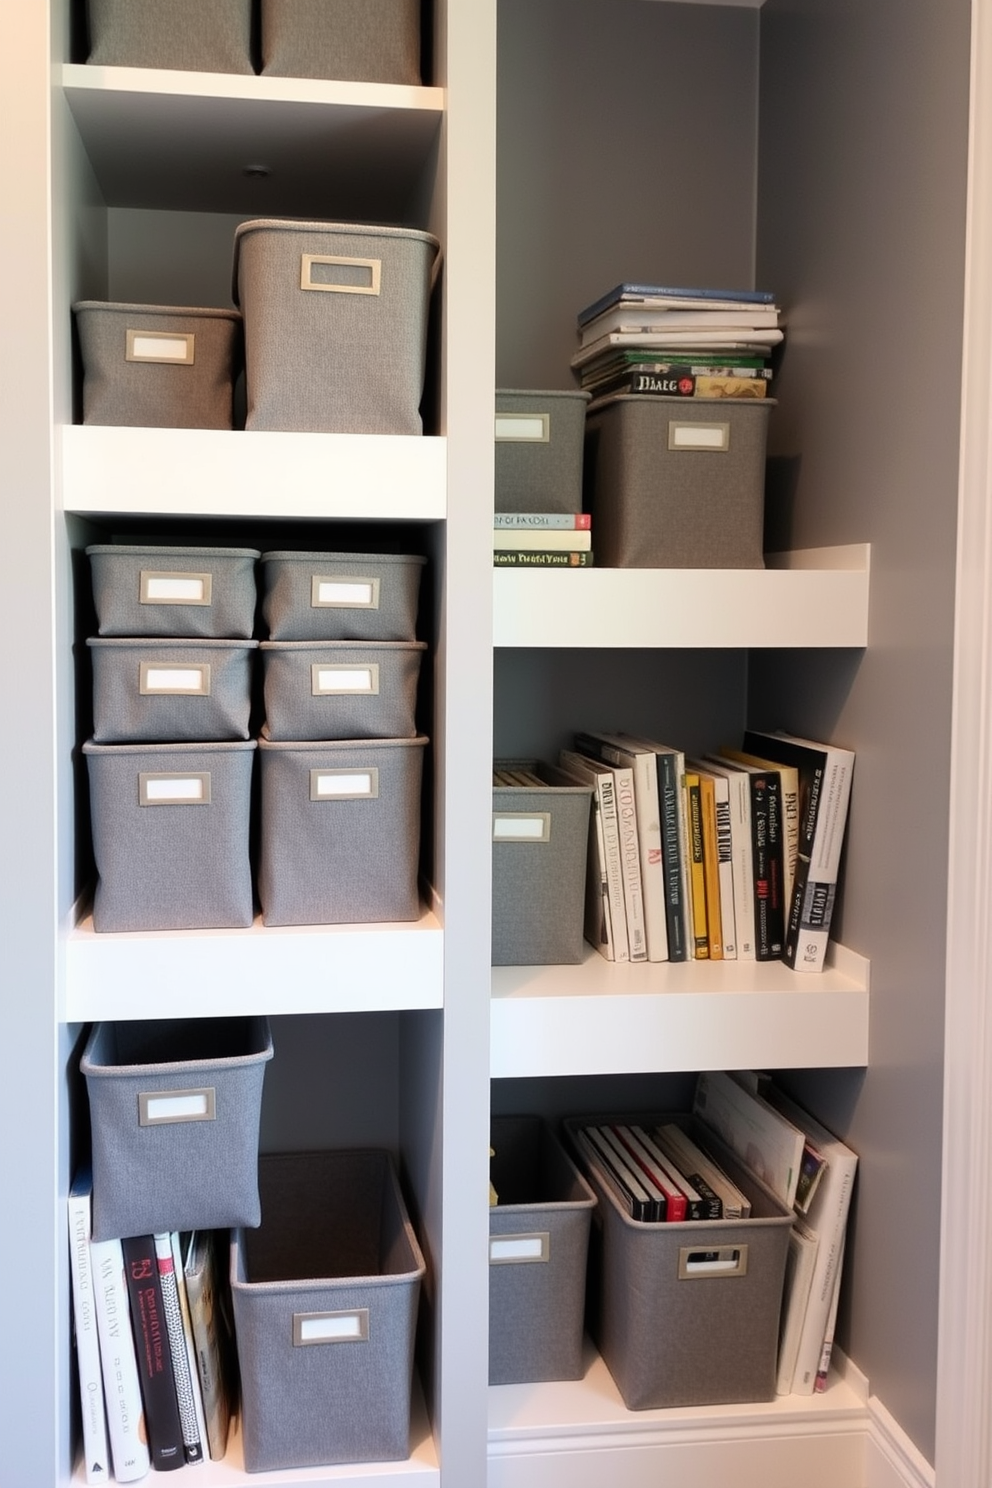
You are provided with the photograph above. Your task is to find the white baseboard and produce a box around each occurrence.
[833,1350,935,1488]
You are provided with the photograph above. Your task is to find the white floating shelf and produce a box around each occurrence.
[60,426,446,521]
[63,910,443,1023]
[492,545,870,649]
[490,943,869,1077]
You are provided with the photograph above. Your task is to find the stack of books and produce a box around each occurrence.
[571,283,784,404]
[493,511,594,567]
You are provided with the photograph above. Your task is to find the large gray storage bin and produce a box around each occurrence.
[260,640,425,740]
[260,550,425,641]
[74,302,242,429]
[495,389,591,513]
[233,219,440,434]
[86,0,253,72]
[88,637,258,743]
[492,762,592,965]
[257,733,426,925]
[83,739,256,932]
[565,1114,793,1410]
[231,1149,425,1472]
[260,0,421,83]
[82,1017,273,1242]
[583,393,774,568]
[87,545,260,639]
[489,1115,596,1385]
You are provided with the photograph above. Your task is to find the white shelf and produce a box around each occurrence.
[492,545,870,649]
[63,910,443,1023]
[490,944,869,1077]
[62,64,444,217]
[59,426,446,521]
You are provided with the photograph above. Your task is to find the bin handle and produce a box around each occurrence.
[293,1309,369,1345]
[489,1232,550,1265]
[678,1245,748,1279]
[300,254,381,296]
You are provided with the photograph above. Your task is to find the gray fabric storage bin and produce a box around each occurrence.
[565,1114,793,1410]
[260,550,425,641]
[86,0,253,72]
[83,739,256,932]
[583,393,774,568]
[231,1149,425,1471]
[257,733,426,925]
[74,302,242,429]
[233,219,440,434]
[87,545,260,639]
[492,762,592,965]
[495,389,592,513]
[82,1017,273,1242]
[260,640,425,740]
[88,637,258,742]
[261,0,421,82]
[489,1115,596,1385]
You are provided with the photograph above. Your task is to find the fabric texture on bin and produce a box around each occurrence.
[86,545,260,639]
[83,739,256,932]
[88,637,258,743]
[86,0,254,71]
[492,762,592,965]
[74,302,242,429]
[583,394,774,568]
[489,1115,596,1385]
[257,734,426,925]
[565,1114,792,1409]
[82,1017,273,1242]
[260,0,422,82]
[260,550,425,642]
[231,1149,425,1471]
[233,219,440,434]
[495,389,592,513]
[260,640,425,740]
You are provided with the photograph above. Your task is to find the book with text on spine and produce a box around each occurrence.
[68,1168,110,1485]
[90,1235,151,1483]
[559,748,629,964]
[493,511,591,529]
[121,1235,184,1471]
[493,526,591,551]
[493,549,594,567]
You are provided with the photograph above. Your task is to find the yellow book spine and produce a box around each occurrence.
[685,773,709,959]
[697,774,724,960]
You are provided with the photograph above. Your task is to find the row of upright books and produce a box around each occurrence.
[557,727,855,973]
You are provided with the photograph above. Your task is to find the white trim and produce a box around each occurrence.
[866,1399,935,1488]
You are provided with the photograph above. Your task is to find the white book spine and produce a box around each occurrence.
[793,750,855,973]
[612,764,647,960]
[559,751,629,962]
[90,1238,151,1484]
[713,780,738,958]
[67,1180,110,1485]
[704,758,755,960]
[776,1220,818,1394]
[791,1157,858,1392]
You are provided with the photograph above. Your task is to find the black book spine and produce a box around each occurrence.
[656,752,688,962]
[749,772,785,960]
[121,1235,184,1473]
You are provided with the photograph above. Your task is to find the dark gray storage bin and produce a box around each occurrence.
[86,0,253,72]
[83,739,256,932]
[260,640,425,740]
[74,302,242,429]
[260,550,425,642]
[565,1114,793,1410]
[495,389,591,513]
[231,1149,425,1472]
[82,1017,273,1242]
[257,733,426,925]
[88,637,258,743]
[583,393,774,568]
[489,1115,596,1385]
[492,762,592,965]
[233,219,440,434]
[86,545,260,640]
[260,0,421,82]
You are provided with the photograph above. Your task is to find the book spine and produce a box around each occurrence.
[153,1233,203,1465]
[492,527,592,550]
[712,783,738,958]
[90,1237,151,1484]
[792,1162,857,1393]
[697,774,723,960]
[586,786,616,960]
[749,773,785,960]
[611,766,648,961]
[814,1232,846,1392]
[171,1231,209,1458]
[492,548,594,566]
[656,752,688,962]
[685,774,709,958]
[561,750,631,964]
[592,370,768,399]
[492,512,591,529]
[67,1177,111,1486]
[184,1235,233,1461]
[121,1235,184,1471]
[787,755,854,973]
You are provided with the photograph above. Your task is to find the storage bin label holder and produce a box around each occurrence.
[300,255,381,296]
[495,411,551,443]
[139,1087,217,1125]
[311,574,381,610]
[139,771,211,805]
[140,570,213,606]
[493,812,552,842]
[668,421,731,452]
[311,664,379,697]
[293,1309,370,1346]
[310,767,379,801]
[126,328,196,365]
[139,662,211,696]
[489,1231,551,1264]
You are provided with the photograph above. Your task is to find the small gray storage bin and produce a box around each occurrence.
[257,733,426,925]
[88,637,258,742]
[82,1016,273,1242]
[74,302,242,429]
[233,219,440,434]
[83,738,256,932]
[495,389,592,513]
[583,393,774,568]
[231,1149,425,1472]
[260,0,422,83]
[86,545,260,640]
[260,550,425,641]
[86,0,253,72]
[492,762,593,965]
[489,1115,596,1385]
[260,640,425,740]
[565,1114,793,1410]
